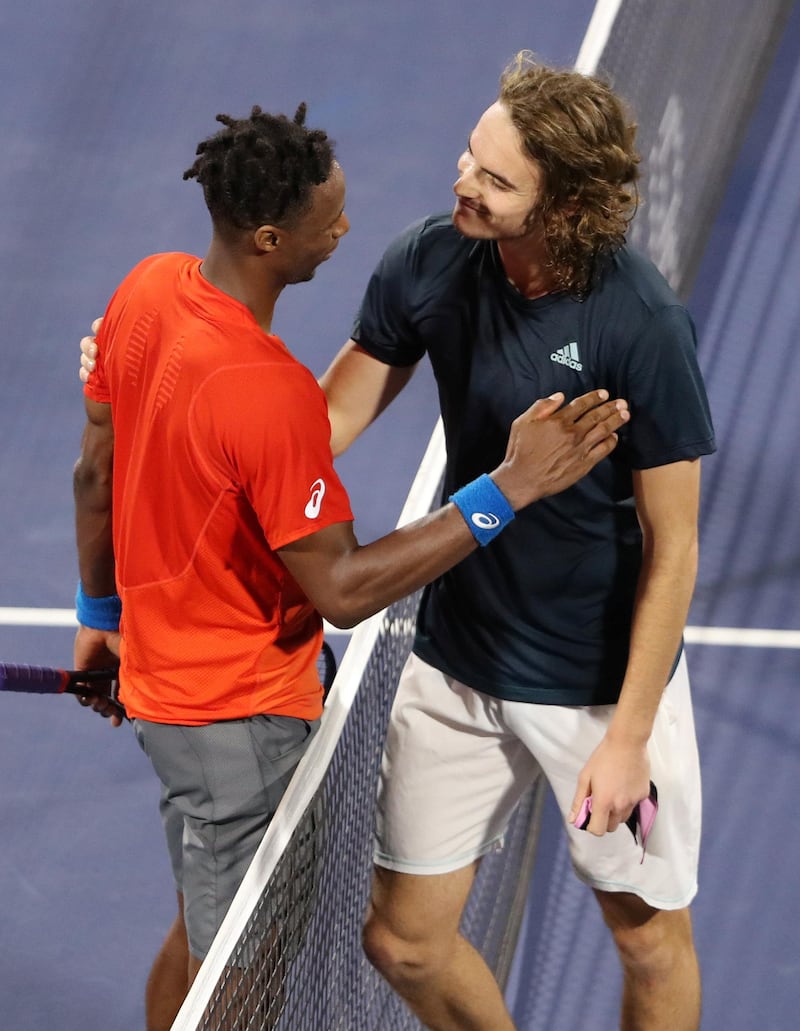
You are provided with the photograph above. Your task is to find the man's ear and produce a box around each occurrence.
[254,225,280,252]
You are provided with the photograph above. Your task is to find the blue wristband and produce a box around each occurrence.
[449,474,515,546]
[75,582,122,631]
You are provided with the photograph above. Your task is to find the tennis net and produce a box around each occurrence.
[172,421,546,1030]
[577,0,793,301]
[172,1,792,1027]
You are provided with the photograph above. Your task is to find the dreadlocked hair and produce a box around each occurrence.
[183,103,335,234]
[498,52,640,298]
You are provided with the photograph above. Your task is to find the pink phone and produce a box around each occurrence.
[573,781,658,863]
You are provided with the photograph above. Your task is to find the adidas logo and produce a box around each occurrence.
[550,341,583,371]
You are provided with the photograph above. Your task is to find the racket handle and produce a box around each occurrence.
[0,662,117,695]
[0,662,68,694]
[317,640,337,699]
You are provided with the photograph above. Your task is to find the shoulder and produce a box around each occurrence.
[391,212,462,247]
[100,253,194,353]
[382,213,476,276]
[110,252,196,307]
[590,247,695,341]
[122,251,194,283]
[599,247,687,312]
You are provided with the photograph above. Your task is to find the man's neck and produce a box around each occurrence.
[497,237,558,300]
[201,241,280,333]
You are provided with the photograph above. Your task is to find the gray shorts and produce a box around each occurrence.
[134,713,318,959]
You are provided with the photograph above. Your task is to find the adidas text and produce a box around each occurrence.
[550,342,583,371]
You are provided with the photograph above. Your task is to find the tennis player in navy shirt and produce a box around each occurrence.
[322,54,714,1030]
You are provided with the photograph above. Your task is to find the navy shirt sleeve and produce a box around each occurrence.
[351,218,430,367]
[605,304,716,470]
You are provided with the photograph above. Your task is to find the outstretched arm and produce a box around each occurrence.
[280,390,629,627]
[569,458,701,834]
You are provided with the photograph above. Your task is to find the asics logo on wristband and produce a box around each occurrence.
[450,474,514,546]
[471,512,501,530]
[304,478,326,519]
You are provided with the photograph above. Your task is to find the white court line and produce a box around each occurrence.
[0,608,798,648]
[0,607,348,637]
[0,607,78,627]
[683,626,800,649]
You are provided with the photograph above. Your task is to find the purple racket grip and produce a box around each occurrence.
[0,662,68,694]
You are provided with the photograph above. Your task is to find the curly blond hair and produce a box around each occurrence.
[498,52,640,297]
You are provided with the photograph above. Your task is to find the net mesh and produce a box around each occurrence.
[172,2,792,1026]
[173,429,547,1030]
[194,593,544,1030]
[582,0,793,300]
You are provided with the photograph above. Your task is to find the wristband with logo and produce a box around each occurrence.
[449,474,515,546]
[75,582,122,631]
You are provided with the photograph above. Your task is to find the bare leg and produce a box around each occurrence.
[146,892,191,1031]
[363,864,516,1031]
[594,890,700,1031]
[148,906,282,1031]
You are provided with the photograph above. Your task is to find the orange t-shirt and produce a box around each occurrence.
[85,253,354,725]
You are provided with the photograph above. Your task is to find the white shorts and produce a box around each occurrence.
[375,652,701,910]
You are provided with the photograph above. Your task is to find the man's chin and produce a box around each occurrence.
[289,270,317,285]
[452,208,494,240]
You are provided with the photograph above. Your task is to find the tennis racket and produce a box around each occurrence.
[1,642,336,716]
[0,662,124,719]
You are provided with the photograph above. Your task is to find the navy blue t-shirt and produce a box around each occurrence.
[352,214,716,705]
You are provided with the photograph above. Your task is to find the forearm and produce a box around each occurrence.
[73,410,116,596]
[319,341,415,457]
[74,504,116,595]
[282,389,629,628]
[285,503,478,628]
[608,536,698,746]
[73,447,120,680]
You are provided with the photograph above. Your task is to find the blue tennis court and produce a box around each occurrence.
[0,2,797,1028]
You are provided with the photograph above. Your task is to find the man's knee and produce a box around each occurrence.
[362,904,448,988]
[362,905,402,976]
[364,864,475,990]
[612,912,683,980]
[596,892,695,980]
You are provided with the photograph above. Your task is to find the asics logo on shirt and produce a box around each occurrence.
[304,478,326,519]
[471,512,501,530]
[550,341,583,371]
